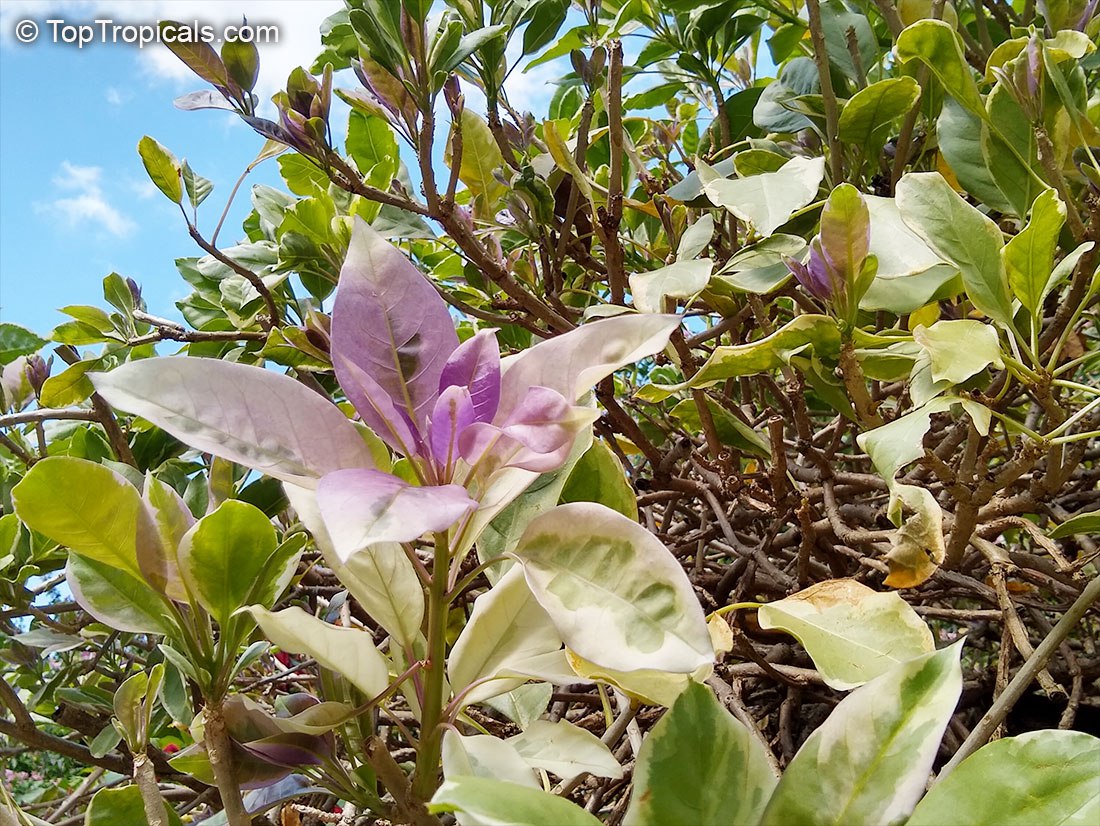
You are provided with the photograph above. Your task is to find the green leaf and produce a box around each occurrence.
[0,322,47,365]
[13,457,148,580]
[88,722,122,759]
[838,77,922,153]
[1049,509,1100,539]
[1004,189,1066,315]
[448,566,562,708]
[896,20,985,119]
[249,533,307,609]
[908,731,1100,826]
[137,136,182,204]
[936,98,1014,214]
[103,273,135,316]
[324,537,424,648]
[221,37,259,93]
[630,260,713,314]
[430,777,603,826]
[181,160,213,209]
[670,399,771,458]
[512,503,712,674]
[912,319,1005,384]
[346,110,398,183]
[818,0,876,83]
[982,84,1044,218]
[247,605,391,698]
[757,579,935,691]
[760,643,964,826]
[697,156,824,237]
[708,235,803,297]
[663,315,842,391]
[896,173,1014,327]
[522,0,569,56]
[65,554,175,636]
[277,154,329,196]
[625,681,778,825]
[38,359,98,408]
[84,786,149,826]
[857,396,957,483]
[559,439,638,519]
[452,109,507,214]
[178,500,277,628]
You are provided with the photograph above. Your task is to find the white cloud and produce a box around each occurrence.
[2,1,341,105]
[104,85,129,105]
[128,178,159,200]
[36,160,136,237]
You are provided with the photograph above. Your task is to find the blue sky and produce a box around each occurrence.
[0,1,358,335]
[1,1,730,337]
[0,1,578,337]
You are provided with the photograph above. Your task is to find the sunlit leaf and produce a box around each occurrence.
[760,643,964,825]
[1003,189,1066,315]
[449,566,562,707]
[247,606,391,698]
[512,503,712,674]
[908,731,1100,826]
[92,359,376,486]
[697,156,825,236]
[912,319,1005,385]
[757,579,935,690]
[430,777,602,826]
[625,681,778,826]
[896,173,1014,326]
[178,500,278,628]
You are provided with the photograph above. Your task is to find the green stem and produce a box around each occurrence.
[203,700,250,826]
[711,601,764,618]
[412,532,451,800]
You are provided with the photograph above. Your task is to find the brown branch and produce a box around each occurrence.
[805,0,844,185]
[599,41,627,305]
[185,219,282,329]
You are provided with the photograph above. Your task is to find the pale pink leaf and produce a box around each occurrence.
[92,358,375,486]
[317,469,477,560]
[332,218,458,449]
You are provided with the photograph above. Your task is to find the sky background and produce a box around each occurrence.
[0,0,568,336]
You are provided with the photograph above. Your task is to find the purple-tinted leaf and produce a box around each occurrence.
[158,23,230,89]
[241,775,326,817]
[316,469,476,559]
[332,218,459,452]
[276,693,321,718]
[497,315,680,419]
[333,352,421,455]
[91,358,376,486]
[241,115,301,148]
[240,732,331,768]
[174,90,236,111]
[439,329,501,424]
[818,183,870,287]
[428,384,477,474]
[461,387,599,474]
[784,244,833,302]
